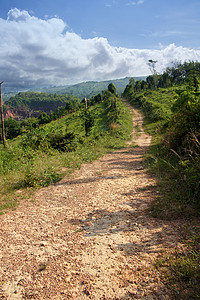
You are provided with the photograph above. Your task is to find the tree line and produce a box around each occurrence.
[123,61,200,93]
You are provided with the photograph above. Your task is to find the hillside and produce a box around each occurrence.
[0,88,133,210]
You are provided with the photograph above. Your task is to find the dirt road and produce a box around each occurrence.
[0,103,179,299]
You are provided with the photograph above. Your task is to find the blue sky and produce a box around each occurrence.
[0,0,200,87]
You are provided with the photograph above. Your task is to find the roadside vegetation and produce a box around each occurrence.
[123,61,200,299]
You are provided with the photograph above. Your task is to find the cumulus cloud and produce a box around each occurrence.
[0,8,200,88]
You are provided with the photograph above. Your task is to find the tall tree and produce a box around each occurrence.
[108,83,117,95]
[148,59,158,88]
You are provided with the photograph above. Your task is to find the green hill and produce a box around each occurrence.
[33,76,146,99]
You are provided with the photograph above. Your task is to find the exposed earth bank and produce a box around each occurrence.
[0,102,181,299]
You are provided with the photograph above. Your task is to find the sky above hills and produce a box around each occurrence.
[0,0,200,88]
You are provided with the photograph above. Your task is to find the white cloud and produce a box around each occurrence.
[148,30,185,38]
[126,0,145,6]
[0,8,200,88]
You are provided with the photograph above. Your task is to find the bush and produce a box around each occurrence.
[20,128,50,151]
[47,130,83,152]
[166,92,200,151]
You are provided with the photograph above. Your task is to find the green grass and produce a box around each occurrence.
[129,88,177,123]
[144,140,200,299]
[155,225,200,299]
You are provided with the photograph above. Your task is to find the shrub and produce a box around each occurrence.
[21,128,49,151]
[47,130,83,152]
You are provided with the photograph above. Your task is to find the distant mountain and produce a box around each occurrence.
[37,77,146,99]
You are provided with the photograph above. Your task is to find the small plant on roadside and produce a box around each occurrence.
[24,167,62,188]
